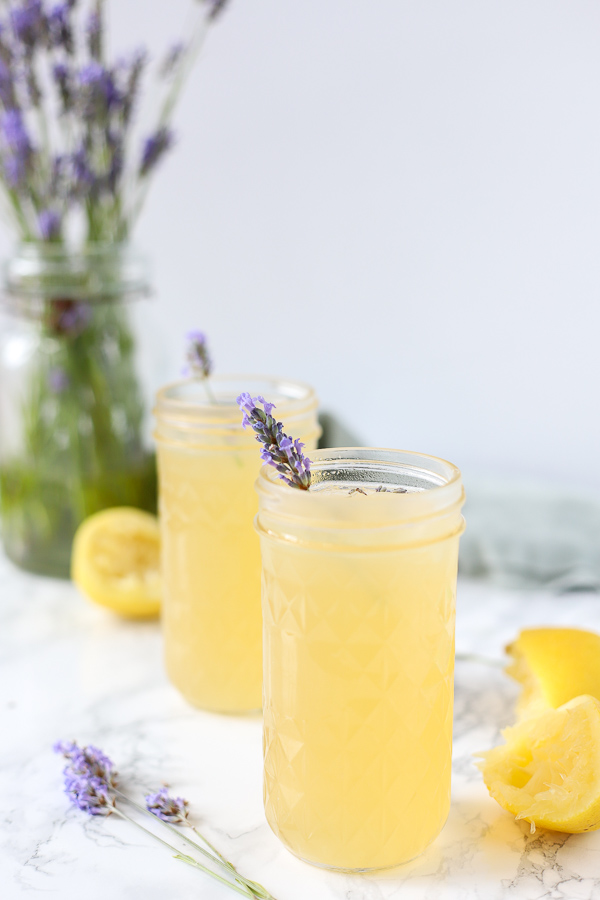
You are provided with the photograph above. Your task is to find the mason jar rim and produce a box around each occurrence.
[256,447,465,534]
[155,374,318,424]
[2,240,149,305]
[11,239,134,256]
[260,446,461,489]
[154,374,320,438]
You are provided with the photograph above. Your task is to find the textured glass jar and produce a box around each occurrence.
[0,243,157,577]
[154,376,320,714]
[256,448,465,871]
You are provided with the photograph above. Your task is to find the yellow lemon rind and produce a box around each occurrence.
[71,507,161,620]
[478,695,600,835]
[506,627,600,716]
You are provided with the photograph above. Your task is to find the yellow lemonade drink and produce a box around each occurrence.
[256,448,465,870]
[154,377,319,713]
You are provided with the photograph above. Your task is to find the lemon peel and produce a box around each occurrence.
[478,695,600,834]
[506,627,600,717]
[71,507,161,619]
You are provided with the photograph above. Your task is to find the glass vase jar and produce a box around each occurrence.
[0,242,157,578]
[256,448,465,871]
[154,376,320,714]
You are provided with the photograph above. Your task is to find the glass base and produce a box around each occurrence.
[292,848,426,874]
[269,812,448,873]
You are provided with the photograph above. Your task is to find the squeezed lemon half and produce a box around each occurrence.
[71,507,161,619]
[507,627,600,716]
[478,695,600,833]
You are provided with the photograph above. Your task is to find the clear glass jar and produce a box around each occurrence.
[256,448,465,871]
[154,376,320,714]
[0,242,157,578]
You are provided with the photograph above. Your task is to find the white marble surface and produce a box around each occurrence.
[2,550,600,900]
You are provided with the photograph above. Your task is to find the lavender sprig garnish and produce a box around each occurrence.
[54,741,275,900]
[185,329,212,379]
[183,329,216,402]
[237,394,311,490]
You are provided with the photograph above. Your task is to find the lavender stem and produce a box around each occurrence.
[111,806,255,898]
[130,6,210,227]
[204,379,217,404]
[173,853,256,898]
[190,827,274,900]
[114,790,223,868]
[157,6,210,129]
[114,790,274,900]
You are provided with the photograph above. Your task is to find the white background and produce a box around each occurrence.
[1,0,599,491]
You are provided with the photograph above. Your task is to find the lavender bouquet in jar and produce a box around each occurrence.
[0,0,227,577]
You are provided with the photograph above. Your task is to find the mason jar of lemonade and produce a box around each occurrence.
[154,376,319,713]
[256,447,465,870]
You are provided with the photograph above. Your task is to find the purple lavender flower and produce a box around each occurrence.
[145,787,189,824]
[79,60,107,88]
[1,109,32,155]
[1,109,33,187]
[4,156,25,187]
[54,740,276,899]
[70,144,95,196]
[64,775,114,815]
[47,3,73,53]
[204,0,230,21]
[0,0,227,244]
[139,126,174,177]
[78,62,120,120]
[54,740,117,788]
[10,0,45,51]
[54,740,117,816]
[237,394,312,490]
[38,208,61,240]
[184,330,211,378]
[53,739,78,756]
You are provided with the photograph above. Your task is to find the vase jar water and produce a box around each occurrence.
[154,376,320,714]
[256,448,465,871]
[0,242,157,578]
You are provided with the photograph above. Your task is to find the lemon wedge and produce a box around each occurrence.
[71,507,161,619]
[479,694,600,833]
[507,627,600,717]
